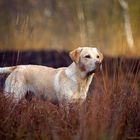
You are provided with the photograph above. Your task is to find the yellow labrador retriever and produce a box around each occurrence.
[0,47,103,103]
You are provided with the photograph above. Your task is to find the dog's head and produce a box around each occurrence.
[69,47,103,76]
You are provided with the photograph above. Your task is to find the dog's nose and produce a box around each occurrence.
[95,61,101,67]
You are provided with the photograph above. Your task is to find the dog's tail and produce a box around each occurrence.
[0,66,16,75]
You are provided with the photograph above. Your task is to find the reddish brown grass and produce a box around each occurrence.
[0,58,140,140]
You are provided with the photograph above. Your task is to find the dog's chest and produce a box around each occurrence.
[65,77,92,102]
[56,66,93,102]
[72,80,89,99]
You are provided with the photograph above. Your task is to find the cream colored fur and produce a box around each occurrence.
[0,47,103,103]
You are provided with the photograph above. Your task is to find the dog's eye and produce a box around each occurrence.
[96,55,100,59]
[85,55,91,58]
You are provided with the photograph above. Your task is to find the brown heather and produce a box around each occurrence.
[0,58,139,140]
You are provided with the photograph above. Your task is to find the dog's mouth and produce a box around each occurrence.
[87,69,96,76]
[87,64,102,76]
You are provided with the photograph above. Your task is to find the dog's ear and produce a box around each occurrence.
[96,48,104,62]
[69,48,83,63]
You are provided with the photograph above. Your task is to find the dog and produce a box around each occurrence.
[0,47,103,103]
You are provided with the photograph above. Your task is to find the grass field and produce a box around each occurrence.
[0,57,139,140]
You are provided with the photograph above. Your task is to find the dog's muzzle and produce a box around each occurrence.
[87,61,102,76]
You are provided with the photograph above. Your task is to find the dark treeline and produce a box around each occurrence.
[0,50,71,68]
[0,51,139,74]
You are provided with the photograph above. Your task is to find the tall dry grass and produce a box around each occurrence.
[0,58,139,140]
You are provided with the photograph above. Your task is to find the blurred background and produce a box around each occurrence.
[0,0,140,56]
